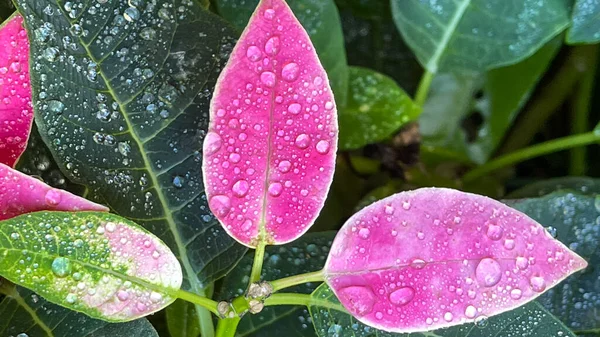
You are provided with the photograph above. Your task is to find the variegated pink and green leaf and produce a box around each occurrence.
[0,211,183,322]
[324,188,587,333]
[203,0,338,247]
[0,14,33,168]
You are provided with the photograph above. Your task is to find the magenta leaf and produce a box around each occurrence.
[0,162,108,220]
[0,14,33,168]
[323,188,587,333]
[203,0,338,247]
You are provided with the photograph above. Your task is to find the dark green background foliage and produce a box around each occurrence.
[1,0,600,336]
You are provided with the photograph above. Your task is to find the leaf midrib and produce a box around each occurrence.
[427,0,471,72]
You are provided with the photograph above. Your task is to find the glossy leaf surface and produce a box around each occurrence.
[219,232,335,336]
[215,0,349,105]
[0,162,107,220]
[323,188,587,333]
[339,67,420,150]
[0,283,158,337]
[0,14,33,167]
[204,0,338,247]
[309,283,576,337]
[391,0,570,72]
[567,0,600,44]
[0,211,182,321]
[14,1,247,324]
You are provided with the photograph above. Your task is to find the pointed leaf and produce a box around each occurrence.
[203,0,338,247]
[0,283,158,337]
[0,14,33,168]
[0,162,107,220]
[391,0,570,72]
[323,188,587,333]
[309,283,576,337]
[0,211,182,321]
[567,0,600,44]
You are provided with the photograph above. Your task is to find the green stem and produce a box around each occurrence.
[570,45,599,176]
[270,270,324,292]
[463,132,600,182]
[414,70,434,107]
[264,293,346,312]
[175,289,220,316]
[249,241,267,286]
[215,317,241,337]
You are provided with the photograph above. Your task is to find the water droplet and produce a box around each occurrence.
[288,103,302,115]
[504,239,515,250]
[124,7,140,21]
[42,47,59,62]
[410,258,426,269]
[117,290,130,301]
[232,180,249,197]
[278,160,291,173]
[47,100,65,114]
[475,316,488,328]
[358,228,370,239]
[264,8,275,20]
[241,219,253,231]
[465,305,477,318]
[203,132,222,156]
[338,285,375,316]
[268,182,283,197]
[260,71,276,88]
[264,36,280,56]
[385,205,394,215]
[444,312,453,322]
[316,140,330,154]
[150,292,163,303]
[246,45,262,62]
[475,258,502,287]
[172,176,184,188]
[325,101,334,110]
[295,134,310,149]
[118,142,131,156]
[51,257,71,277]
[139,27,156,40]
[44,189,62,206]
[389,286,414,306]
[65,293,77,304]
[417,231,425,240]
[510,288,522,299]
[281,62,299,82]
[516,256,528,270]
[209,195,231,217]
[530,275,546,292]
[486,223,503,240]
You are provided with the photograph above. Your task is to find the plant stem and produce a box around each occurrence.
[215,317,241,337]
[264,293,346,312]
[175,289,220,316]
[270,270,324,291]
[463,132,600,182]
[570,45,599,176]
[249,240,267,286]
[414,70,435,107]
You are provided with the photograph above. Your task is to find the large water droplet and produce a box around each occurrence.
[264,8,275,20]
[209,195,231,217]
[45,189,62,206]
[338,285,375,317]
[358,227,370,239]
[530,275,546,292]
[288,103,302,115]
[295,134,310,149]
[388,286,414,306]
[264,36,280,56]
[260,71,276,88]
[465,305,477,319]
[316,140,330,154]
[504,239,515,250]
[515,256,528,270]
[123,7,140,21]
[139,27,156,40]
[51,257,71,277]
[203,132,222,156]
[444,312,453,322]
[281,62,299,82]
[475,258,502,287]
[47,100,65,114]
[268,182,283,197]
[510,288,522,299]
[486,223,503,240]
[232,180,249,197]
[410,258,426,269]
[278,160,291,173]
[246,45,262,62]
[172,176,184,188]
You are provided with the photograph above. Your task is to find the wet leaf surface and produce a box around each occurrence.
[568,0,600,44]
[203,0,338,247]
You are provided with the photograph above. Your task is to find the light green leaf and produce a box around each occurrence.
[218,232,336,337]
[567,0,600,44]
[507,177,600,198]
[166,299,201,337]
[339,67,420,150]
[0,283,158,337]
[309,283,576,337]
[0,211,181,321]
[420,39,561,164]
[214,0,349,105]
[391,0,570,72]
[14,0,249,332]
[510,191,600,332]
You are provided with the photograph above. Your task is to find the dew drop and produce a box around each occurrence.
[486,224,503,240]
[465,305,477,319]
[44,189,62,206]
[260,71,276,88]
[232,180,249,197]
[530,275,546,292]
[123,7,140,21]
[475,258,502,287]
[278,160,292,173]
[444,312,453,322]
[358,228,370,239]
[264,8,275,19]
[246,45,262,62]
[268,182,283,197]
[325,101,334,110]
[516,256,528,270]
[209,195,231,217]
[389,286,414,306]
[288,103,302,115]
[316,140,330,154]
[338,285,375,317]
[410,258,426,269]
[150,292,163,303]
[117,290,130,301]
[281,62,299,82]
[65,293,77,304]
[241,219,253,232]
[203,132,222,156]
[172,176,184,188]
[295,134,310,149]
[51,257,71,277]
[139,27,156,40]
[47,100,65,114]
[264,36,280,56]
[510,288,522,299]
[504,239,515,250]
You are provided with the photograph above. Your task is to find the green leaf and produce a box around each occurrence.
[510,191,600,332]
[166,299,201,337]
[339,67,420,150]
[308,283,576,336]
[14,0,249,331]
[0,211,182,321]
[507,177,600,198]
[567,0,600,44]
[214,0,349,105]
[391,0,570,73]
[218,232,336,337]
[0,283,158,337]
[420,39,561,164]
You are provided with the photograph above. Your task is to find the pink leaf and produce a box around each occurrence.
[324,188,587,333]
[203,0,338,247]
[0,15,33,168]
[0,162,108,220]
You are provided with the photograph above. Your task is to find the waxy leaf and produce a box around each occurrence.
[309,283,577,337]
[0,283,159,337]
[391,0,570,72]
[0,14,33,168]
[567,0,600,44]
[203,0,338,247]
[0,162,107,220]
[323,188,587,333]
[0,211,182,321]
